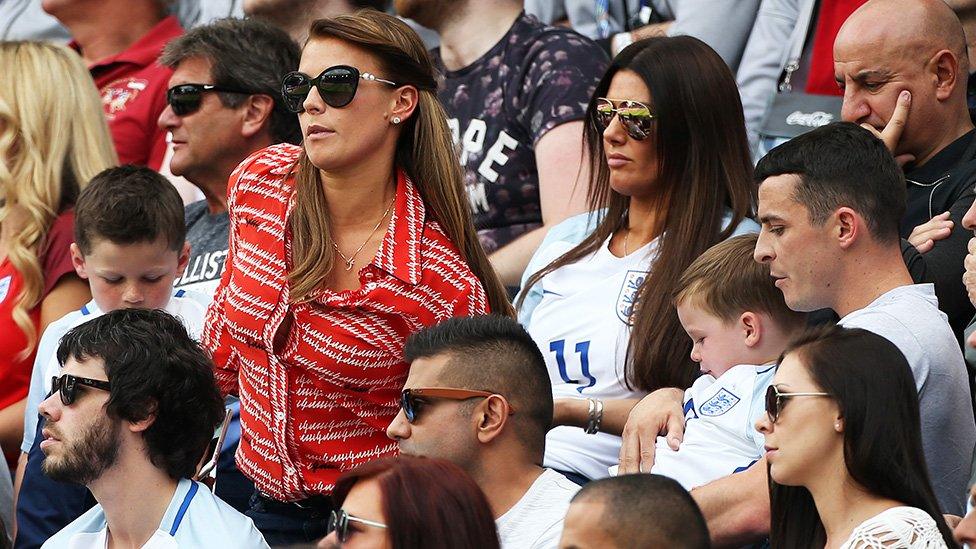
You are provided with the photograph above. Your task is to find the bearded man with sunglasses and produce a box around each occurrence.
[39,309,269,549]
[158,18,301,298]
[386,315,580,549]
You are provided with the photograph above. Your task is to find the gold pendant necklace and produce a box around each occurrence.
[333,195,396,271]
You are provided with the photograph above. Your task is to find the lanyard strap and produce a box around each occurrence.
[169,481,199,536]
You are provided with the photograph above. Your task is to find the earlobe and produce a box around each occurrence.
[178,241,191,277]
[241,94,274,138]
[931,50,958,101]
[741,312,761,348]
[390,86,420,125]
[835,208,858,248]
[70,243,88,280]
[475,395,509,444]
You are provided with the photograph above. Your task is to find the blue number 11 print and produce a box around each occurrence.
[549,339,596,393]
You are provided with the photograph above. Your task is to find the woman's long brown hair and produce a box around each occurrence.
[517,37,755,391]
[287,10,512,316]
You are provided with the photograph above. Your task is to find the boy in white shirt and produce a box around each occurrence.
[14,166,210,547]
[643,234,806,489]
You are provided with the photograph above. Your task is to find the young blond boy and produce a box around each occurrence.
[644,234,806,489]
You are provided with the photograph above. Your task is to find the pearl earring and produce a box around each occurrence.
[392,116,401,125]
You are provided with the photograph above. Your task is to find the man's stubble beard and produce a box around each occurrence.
[42,415,122,485]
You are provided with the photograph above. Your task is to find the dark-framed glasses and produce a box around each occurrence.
[400,387,516,423]
[328,509,386,543]
[49,374,111,406]
[764,384,829,423]
[595,97,656,140]
[281,65,397,113]
[166,83,250,116]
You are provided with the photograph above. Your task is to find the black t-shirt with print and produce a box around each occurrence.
[436,13,608,253]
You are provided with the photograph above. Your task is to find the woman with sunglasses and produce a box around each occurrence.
[203,10,510,545]
[515,36,757,483]
[318,456,499,549]
[759,325,956,548]
[0,42,116,469]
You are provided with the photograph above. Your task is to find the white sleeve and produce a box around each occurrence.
[21,328,64,453]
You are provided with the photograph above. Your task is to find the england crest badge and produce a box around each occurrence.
[699,388,741,417]
[616,270,647,325]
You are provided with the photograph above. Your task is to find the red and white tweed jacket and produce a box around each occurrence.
[203,144,489,501]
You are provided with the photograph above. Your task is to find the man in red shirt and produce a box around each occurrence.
[43,0,183,170]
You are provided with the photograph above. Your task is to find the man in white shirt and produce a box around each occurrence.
[40,308,268,549]
[387,315,580,549]
[618,122,976,545]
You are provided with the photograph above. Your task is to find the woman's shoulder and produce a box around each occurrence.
[227,144,302,209]
[228,144,302,192]
[843,506,946,549]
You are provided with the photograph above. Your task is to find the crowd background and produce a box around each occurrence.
[3,0,976,548]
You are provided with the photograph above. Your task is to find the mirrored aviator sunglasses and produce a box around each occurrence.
[595,98,655,140]
[281,65,396,113]
[166,83,249,116]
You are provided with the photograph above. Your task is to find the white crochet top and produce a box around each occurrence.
[839,506,947,548]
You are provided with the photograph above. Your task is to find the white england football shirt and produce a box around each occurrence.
[650,363,773,489]
[527,234,657,479]
[520,211,759,480]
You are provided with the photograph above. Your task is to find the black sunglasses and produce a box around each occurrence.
[764,384,829,423]
[49,374,111,406]
[280,65,397,113]
[328,509,386,543]
[595,97,656,140]
[166,83,250,116]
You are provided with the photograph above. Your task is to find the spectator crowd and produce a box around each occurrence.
[4,0,976,548]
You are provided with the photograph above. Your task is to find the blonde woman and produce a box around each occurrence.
[202,11,510,545]
[0,42,117,465]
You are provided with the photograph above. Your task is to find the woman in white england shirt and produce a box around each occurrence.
[759,326,955,548]
[516,36,758,482]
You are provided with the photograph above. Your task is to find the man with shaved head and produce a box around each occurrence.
[559,474,710,549]
[834,0,976,339]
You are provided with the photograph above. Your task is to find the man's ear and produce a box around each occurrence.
[740,311,762,348]
[475,395,512,444]
[128,399,158,434]
[930,49,960,101]
[70,243,89,280]
[240,94,275,139]
[177,241,191,278]
[834,207,860,249]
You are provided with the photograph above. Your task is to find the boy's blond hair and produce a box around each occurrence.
[673,234,805,330]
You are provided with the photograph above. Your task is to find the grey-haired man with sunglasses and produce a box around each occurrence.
[158,18,301,297]
[40,308,269,549]
[386,315,580,549]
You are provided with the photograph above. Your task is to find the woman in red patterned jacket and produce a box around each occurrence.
[202,10,511,546]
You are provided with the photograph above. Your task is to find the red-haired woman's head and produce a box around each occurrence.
[319,456,500,549]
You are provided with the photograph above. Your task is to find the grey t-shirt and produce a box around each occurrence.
[839,284,975,515]
[175,200,229,298]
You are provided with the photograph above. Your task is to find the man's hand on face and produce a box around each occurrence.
[860,90,915,166]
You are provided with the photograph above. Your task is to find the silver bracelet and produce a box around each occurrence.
[584,398,604,434]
